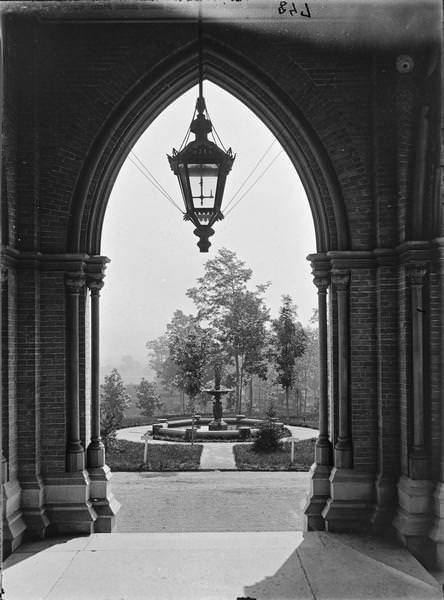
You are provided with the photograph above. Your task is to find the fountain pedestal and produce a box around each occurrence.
[203,363,233,432]
[208,393,228,431]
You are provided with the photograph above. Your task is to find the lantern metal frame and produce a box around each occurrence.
[167,25,235,252]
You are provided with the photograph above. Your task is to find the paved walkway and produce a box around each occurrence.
[4,531,441,599]
[199,442,236,469]
[112,471,310,532]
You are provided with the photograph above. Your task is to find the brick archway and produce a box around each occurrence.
[1,2,443,571]
[69,39,350,256]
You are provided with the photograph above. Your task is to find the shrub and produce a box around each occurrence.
[253,406,282,452]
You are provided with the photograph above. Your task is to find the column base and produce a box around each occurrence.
[66,447,85,473]
[304,462,332,531]
[371,474,398,535]
[3,479,27,557]
[88,465,120,533]
[430,482,444,570]
[87,441,105,469]
[20,475,50,540]
[44,470,97,535]
[322,467,374,533]
[392,475,434,566]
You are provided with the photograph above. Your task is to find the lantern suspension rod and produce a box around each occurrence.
[198,12,204,103]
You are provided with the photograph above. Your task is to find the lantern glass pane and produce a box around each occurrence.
[189,164,218,209]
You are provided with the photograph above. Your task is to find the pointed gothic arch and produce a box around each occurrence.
[68,39,350,256]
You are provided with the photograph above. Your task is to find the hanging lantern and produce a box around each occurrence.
[168,96,235,252]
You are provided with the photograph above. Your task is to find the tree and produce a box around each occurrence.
[269,295,307,420]
[187,248,270,413]
[135,378,162,419]
[294,311,320,415]
[168,322,210,417]
[100,368,130,450]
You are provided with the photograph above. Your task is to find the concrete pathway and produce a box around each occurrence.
[4,531,441,600]
[199,442,236,470]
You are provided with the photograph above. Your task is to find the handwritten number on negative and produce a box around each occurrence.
[278,1,311,18]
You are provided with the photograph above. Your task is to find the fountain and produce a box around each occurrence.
[150,363,288,442]
[203,363,233,431]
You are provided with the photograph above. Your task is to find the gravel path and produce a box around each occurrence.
[112,471,310,533]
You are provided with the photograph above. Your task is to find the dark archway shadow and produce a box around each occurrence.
[242,532,441,600]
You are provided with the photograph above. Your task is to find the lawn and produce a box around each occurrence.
[233,438,316,471]
[106,439,203,471]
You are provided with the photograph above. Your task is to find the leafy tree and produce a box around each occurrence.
[135,378,162,419]
[100,368,130,450]
[294,313,320,415]
[168,322,210,429]
[187,248,270,413]
[269,295,307,419]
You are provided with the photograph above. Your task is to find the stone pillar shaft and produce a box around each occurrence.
[85,256,119,532]
[407,264,427,477]
[314,273,331,465]
[86,277,105,468]
[332,271,352,469]
[66,275,85,472]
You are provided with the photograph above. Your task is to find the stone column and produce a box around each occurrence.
[315,272,332,465]
[43,259,96,536]
[66,274,86,472]
[304,261,332,530]
[85,257,119,533]
[407,264,428,478]
[394,261,433,561]
[332,270,352,469]
[86,274,105,469]
[322,265,374,532]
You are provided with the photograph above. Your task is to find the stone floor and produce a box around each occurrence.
[4,531,441,600]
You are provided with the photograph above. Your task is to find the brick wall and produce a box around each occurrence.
[0,6,441,543]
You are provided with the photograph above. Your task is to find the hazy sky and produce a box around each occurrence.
[101,81,317,367]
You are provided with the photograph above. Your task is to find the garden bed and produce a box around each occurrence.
[106,439,203,471]
[233,438,316,471]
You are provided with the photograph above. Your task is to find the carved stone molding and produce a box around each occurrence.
[406,263,427,287]
[313,273,330,293]
[331,270,350,291]
[65,274,85,294]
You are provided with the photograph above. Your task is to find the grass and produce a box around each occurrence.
[233,438,316,471]
[106,439,203,471]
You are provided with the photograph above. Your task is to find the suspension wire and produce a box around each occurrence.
[224,139,276,212]
[224,150,283,217]
[130,152,177,204]
[129,153,184,214]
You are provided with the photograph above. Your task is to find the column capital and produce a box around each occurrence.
[86,274,105,295]
[405,263,427,286]
[331,270,350,291]
[313,273,330,293]
[85,256,109,293]
[65,273,85,294]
